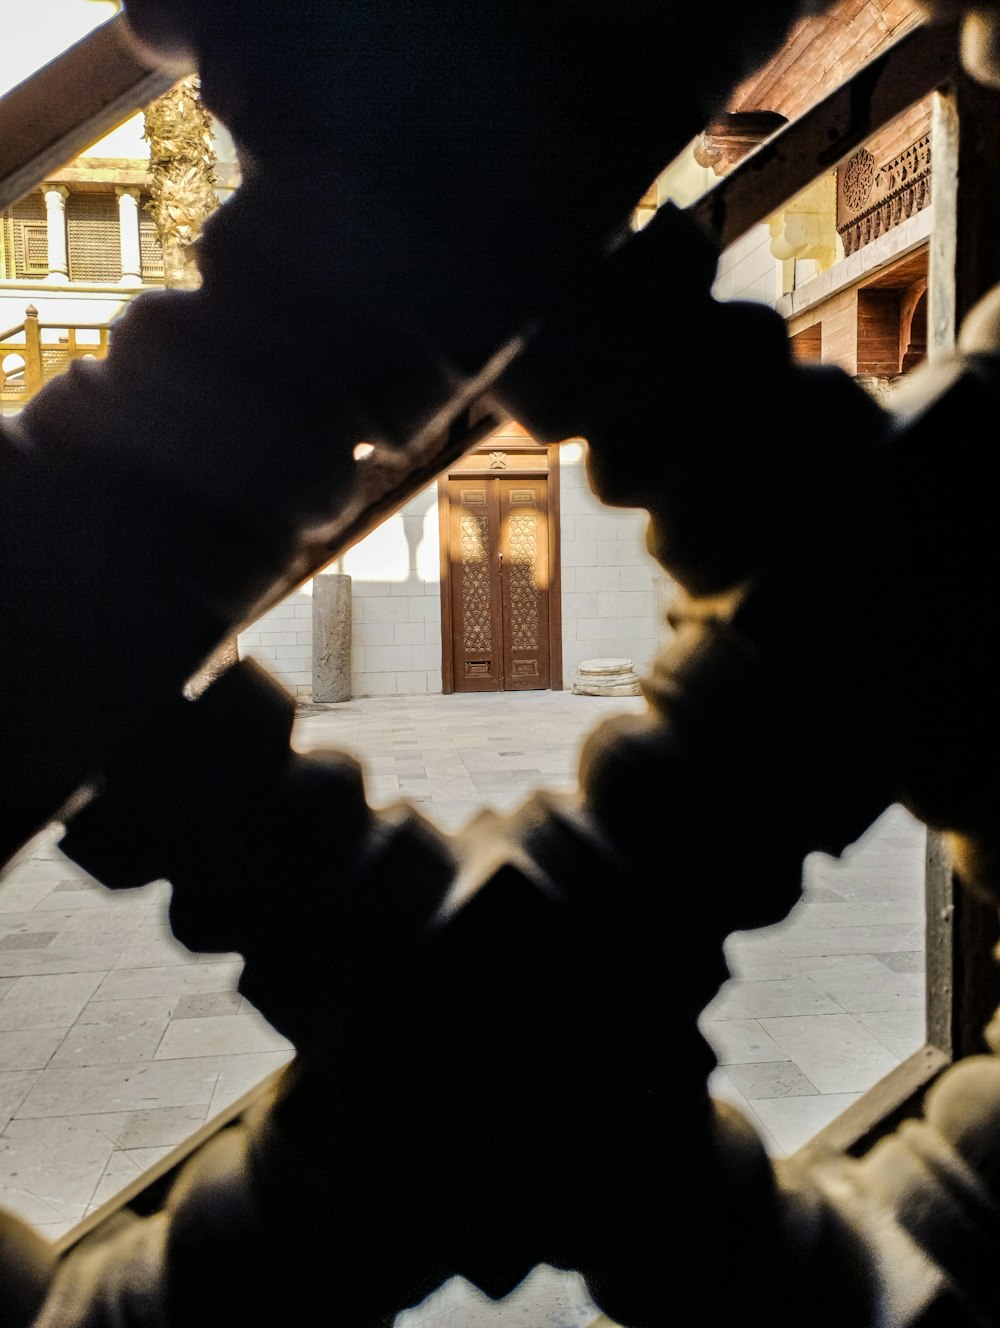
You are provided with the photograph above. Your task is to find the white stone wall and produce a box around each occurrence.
[558,443,664,686]
[713,221,786,306]
[342,485,443,698]
[236,588,314,699]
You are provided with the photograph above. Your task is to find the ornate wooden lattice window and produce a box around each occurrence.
[66,191,121,282]
[2,191,48,279]
[139,201,165,281]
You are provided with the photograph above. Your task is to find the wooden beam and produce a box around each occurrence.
[690,19,961,253]
[0,14,189,211]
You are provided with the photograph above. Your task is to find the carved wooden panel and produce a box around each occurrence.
[447,479,503,692]
[837,133,932,255]
[7,192,47,278]
[67,192,121,281]
[139,204,165,281]
[499,476,550,691]
[450,446,549,474]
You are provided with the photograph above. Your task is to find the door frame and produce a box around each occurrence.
[438,439,563,694]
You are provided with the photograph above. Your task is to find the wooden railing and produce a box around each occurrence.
[0,305,111,410]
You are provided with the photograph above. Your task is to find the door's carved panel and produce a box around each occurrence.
[508,512,540,652]
[500,477,550,690]
[460,513,492,652]
[448,479,503,692]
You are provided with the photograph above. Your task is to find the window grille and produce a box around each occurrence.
[7,191,47,278]
[139,203,164,281]
[67,192,121,282]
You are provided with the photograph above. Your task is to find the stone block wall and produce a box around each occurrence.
[236,588,314,699]
[712,221,786,306]
[558,443,662,685]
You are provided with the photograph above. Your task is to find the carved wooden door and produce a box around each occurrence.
[446,475,551,692]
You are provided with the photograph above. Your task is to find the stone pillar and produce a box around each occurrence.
[653,573,679,640]
[312,573,352,703]
[43,185,69,282]
[115,187,143,287]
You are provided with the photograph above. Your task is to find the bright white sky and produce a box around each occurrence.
[1,0,120,97]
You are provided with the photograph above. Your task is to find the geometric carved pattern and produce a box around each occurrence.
[460,512,492,651]
[67,193,122,282]
[19,223,49,276]
[842,147,876,210]
[837,135,931,256]
[7,193,47,278]
[508,512,539,651]
[139,206,165,281]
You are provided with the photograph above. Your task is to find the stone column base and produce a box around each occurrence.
[571,657,642,696]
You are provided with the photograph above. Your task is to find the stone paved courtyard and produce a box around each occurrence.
[0,687,927,1326]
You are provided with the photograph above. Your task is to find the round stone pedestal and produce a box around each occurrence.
[571,657,642,696]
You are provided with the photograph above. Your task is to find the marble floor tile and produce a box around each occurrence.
[749,1091,865,1155]
[791,952,897,979]
[16,1057,227,1118]
[877,951,926,974]
[721,936,807,981]
[806,897,926,927]
[0,690,928,1261]
[0,947,132,979]
[700,977,842,1021]
[76,995,185,1026]
[773,923,917,958]
[155,1012,291,1060]
[0,876,66,913]
[115,1105,211,1150]
[206,1050,294,1117]
[0,971,105,1031]
[0,1070,42,1131]
[172,991,244,1020]
[0,909,84,935]
[429,783,479,804]
[87,1145,177,1212]
[424,803,488,834]
[758,1013,901,1094]
[698,1017,792,1065]
[0,1030,65,1071]
[39,907,147,943]
[854,1007,928,1059]
[804,967,924,1013]
[706,1068,782,1156]
[0,1114,129,1226]
[723,1060,819,1101]
[93,962,243,1002]
[113,928,219,970]
[31,883,123,911]
[50,1017,168,1067]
